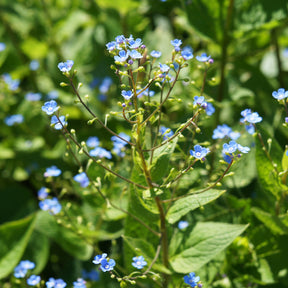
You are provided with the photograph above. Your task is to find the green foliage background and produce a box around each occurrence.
[1,0,288,287]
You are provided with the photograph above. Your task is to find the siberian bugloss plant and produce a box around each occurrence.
[29,34,257,288]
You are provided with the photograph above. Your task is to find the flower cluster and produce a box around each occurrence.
[4,114,24,126]
[212,124,240,140]
[240,108,262,134]
[222,140,250,164]
[14,260,35,278]
[111,132,130,157]
[193,96,215,116]
[39,197,62,215]
[92,253,116,272]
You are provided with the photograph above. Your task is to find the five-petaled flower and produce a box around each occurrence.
[114,50,130,63]
[121,90,134,100]
[44,165,62,177]
[58,60,74,73]
[51,115,67,130]
[132,256,147,269]
[183,272,200,287]
[150,50,161,58]
[99,258,116,272]
[92,253,107,265]
[42,100,60,115]
[73,172,90,188]
[73,278,86,288]
[190,145,210,160]
[272,88,288,100]
[193,96,207,109]
[46,278,67,288]
[27,275,41,286]
[196,53,211,62]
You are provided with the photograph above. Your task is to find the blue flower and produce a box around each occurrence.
[58,60,74,72]
[0,42,6,51]
[193,96,207,108]
[100,258,116,272]
[171,39,182,51]
[114,50,130,62]
[237,144,250,153]
[111,133,130,157]
[129,50,143,59]
[178,220,189,229]
[4,114,24,126]
[27,275,41,286]
[99,77,112,94]
[73,278,87,288]
[2,73,20,91]
[222,141,238,154]
[121,90,134,100]
[38,187,48,200]
[129,38,142,49]
[25,92,42,101]
[14,260,35,278]
[29,60,40,71]
[159,126,174,140]
[240,109,262,124]
[159,63,170,73]
[181,49,193,60]
[190,144,210,159]
[106,41,116,51]
[86,136,100,148]
[196,53,211,62]
[90,147,112,159]
[46,278,67,288]
[137,88,155,98]
[205,102,215,116]
[39,198,62,215]
[212,124,240,140]
[132,256,147,269]
[183,272,200,287]
[44,165,62,177]
[92,253,107,265]
[47,90,59,100]
[246,112,262,123]
[73,172,90,188]
[272,88,288,100]
[42,100,59,115]
[150,50,161,58]
[115,35,126,45]
[82,269,99,281]
[245,123,255,135]
[51,115,67,130]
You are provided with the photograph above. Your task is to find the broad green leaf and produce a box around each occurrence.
[166,189,226,224]
[258,258,275,284]
[0,214,36,279]
[96,0,139,15]
[35,211,93,261]
[170,222,248,273]
[252,207,288,235]
[185,0,226,43]
[150,137,178,183]
[23,230,50,275]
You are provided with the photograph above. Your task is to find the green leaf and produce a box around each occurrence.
[169,222,248,273]
[282,147,288,171]
[96,0,139,15]
[22,230,50,275]
[252,207,288,235]
[0,214,36,279]
[150,137,178,183]
[166,189,226,224]
[35,211,93,261]
[185,0,226,43]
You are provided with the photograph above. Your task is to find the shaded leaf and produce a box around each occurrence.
[170,222,248,273]
[166,189,226,224]
[0,214,36,279]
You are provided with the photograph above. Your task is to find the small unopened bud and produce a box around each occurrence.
[196,127,201,133]
[70,129,76,134]
[60,82,68,87]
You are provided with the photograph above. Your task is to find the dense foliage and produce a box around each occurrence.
[1,0,288,287]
